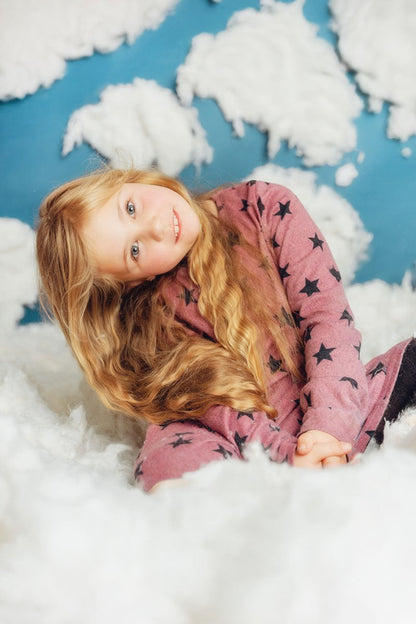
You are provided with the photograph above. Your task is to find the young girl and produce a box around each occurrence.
[36,168,415,492]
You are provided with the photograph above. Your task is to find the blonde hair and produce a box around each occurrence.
[36,168,301,424]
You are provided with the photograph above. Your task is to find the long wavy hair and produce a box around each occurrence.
[36,168,301,424]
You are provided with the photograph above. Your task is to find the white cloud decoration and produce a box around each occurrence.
[63,78,213,176]
[330,0,416,141]
[177,0,362,166]
[0,0,180,100]
[0,218,37,330]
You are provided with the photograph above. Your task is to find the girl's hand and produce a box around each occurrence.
[294,430,351,469]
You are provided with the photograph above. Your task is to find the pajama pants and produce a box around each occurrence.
[375,338,416,444]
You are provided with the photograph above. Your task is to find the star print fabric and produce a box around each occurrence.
[258,180,370,444]
[135,181,411,491]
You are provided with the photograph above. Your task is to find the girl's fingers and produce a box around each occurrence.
[314,441,351,462]
[322,455,346,468]
[296,441,312,455]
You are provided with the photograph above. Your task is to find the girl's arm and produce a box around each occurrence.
[135,406,302,492]
[137,421,351,491]
[255,181,368,448]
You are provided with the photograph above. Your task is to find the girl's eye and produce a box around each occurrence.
[126,200,135,216]
[131,243,140,260]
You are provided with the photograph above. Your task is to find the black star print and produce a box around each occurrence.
[213,444,233,459]
[293,398,300,408]
[309,232,324,250]
[234,431,248,453]
[279,263,290,280]
[270,236,280,249]
[179,287,198,306]
[292,310,306,328]
[257,196,266,217]
[354,342,362,358]
[168,433,194,448]
[340,376,358,389]
[134,461,144,480]
[248,179,256,186]
[241,199,250,212]
[228,231,240,247]
[262,442,272,453]
[304,391,312,407]
[313,343,336,365]
[269,423,280,433]
[274,200,292,220]
[330,266,342,282]
[299,278,320,297]
[303,325,313,343]
[368,362,387,379]
[267,354,284,373]
[340,309,353,325]
[237,410,254,421]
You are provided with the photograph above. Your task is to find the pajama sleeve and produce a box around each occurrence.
[253,181,369,444]
[135,408,298,492]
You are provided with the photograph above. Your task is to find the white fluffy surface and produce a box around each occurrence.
[63,78,213,176]
[176,0,362,166]
[1,179,416,621]
[247,164,371,285]
[0,0,179,100]
[330,0,416,141]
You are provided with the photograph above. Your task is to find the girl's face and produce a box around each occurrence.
[82,183,201,287]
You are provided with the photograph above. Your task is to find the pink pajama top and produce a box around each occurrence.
[134,181,410,491]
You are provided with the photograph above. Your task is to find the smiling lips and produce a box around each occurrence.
[173,209,180,242]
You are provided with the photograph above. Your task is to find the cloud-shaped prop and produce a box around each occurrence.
[63,78,213,176]
[0,0,180,100]
[330,0,416,141]
[177,0,362,166]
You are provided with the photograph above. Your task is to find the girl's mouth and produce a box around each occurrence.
[173,209,180,242]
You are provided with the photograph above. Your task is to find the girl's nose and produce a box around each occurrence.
[144,212,164,242]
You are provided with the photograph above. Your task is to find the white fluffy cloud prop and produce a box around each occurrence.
[63,78,213,176]
[0,218,37,330]
[0,0,180,100]
[330,0,416,141]
[177,0,362,166]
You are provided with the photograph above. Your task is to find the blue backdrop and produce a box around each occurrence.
[1,0,415,287]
